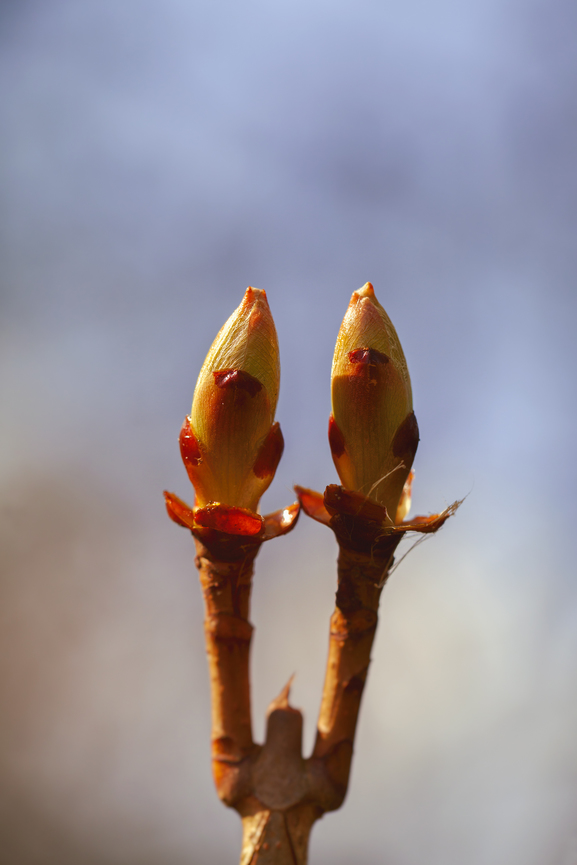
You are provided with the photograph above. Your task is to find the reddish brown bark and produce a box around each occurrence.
[192,526,403,864]
[311,544,396,804]
[195,538,258,776]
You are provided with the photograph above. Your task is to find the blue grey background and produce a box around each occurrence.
[1,1,576,862]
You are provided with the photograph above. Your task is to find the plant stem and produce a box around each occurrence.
[311,544,392,801]
[194,534,399,864]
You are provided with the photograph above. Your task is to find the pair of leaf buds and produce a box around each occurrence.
[165,283,456,565]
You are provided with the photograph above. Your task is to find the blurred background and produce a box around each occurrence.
[1,0,576,862]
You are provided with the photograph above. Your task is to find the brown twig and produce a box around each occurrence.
[311,543,397,803]
[167,475,460,863]
[191,515,407,864]
[194,536,259,796]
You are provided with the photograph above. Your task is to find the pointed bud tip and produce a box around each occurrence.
[355,282,375,299]
[243,285,269,309]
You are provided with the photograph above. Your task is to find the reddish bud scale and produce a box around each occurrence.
[195,503,263,535]
[164,488,301,544]
[293,485,332,527]
[348,347,389,366]
[164,490,197,530]
[328,415,346,459]
[296,482,461,564]
[261,501,301,539]
[180,416,202,466]
[391,411,419,459]
[213,368,263,397]
[253,422,284,479]
[323,484,389,522]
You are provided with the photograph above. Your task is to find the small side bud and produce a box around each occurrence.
[330,282,418,520]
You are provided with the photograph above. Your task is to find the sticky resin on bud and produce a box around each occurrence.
[185,287,283,513]
[330,282,419,522]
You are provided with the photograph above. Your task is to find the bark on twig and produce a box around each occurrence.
[311,544,394,803]
[193,527,402,864]
[195,538,259,790]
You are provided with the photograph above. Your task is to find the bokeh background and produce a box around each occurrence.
[1,1,576,863]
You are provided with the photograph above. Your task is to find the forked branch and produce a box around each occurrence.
[165,282,460,864]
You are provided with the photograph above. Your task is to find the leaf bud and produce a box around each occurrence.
[330,282,419,521]
[184,287,283,512]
